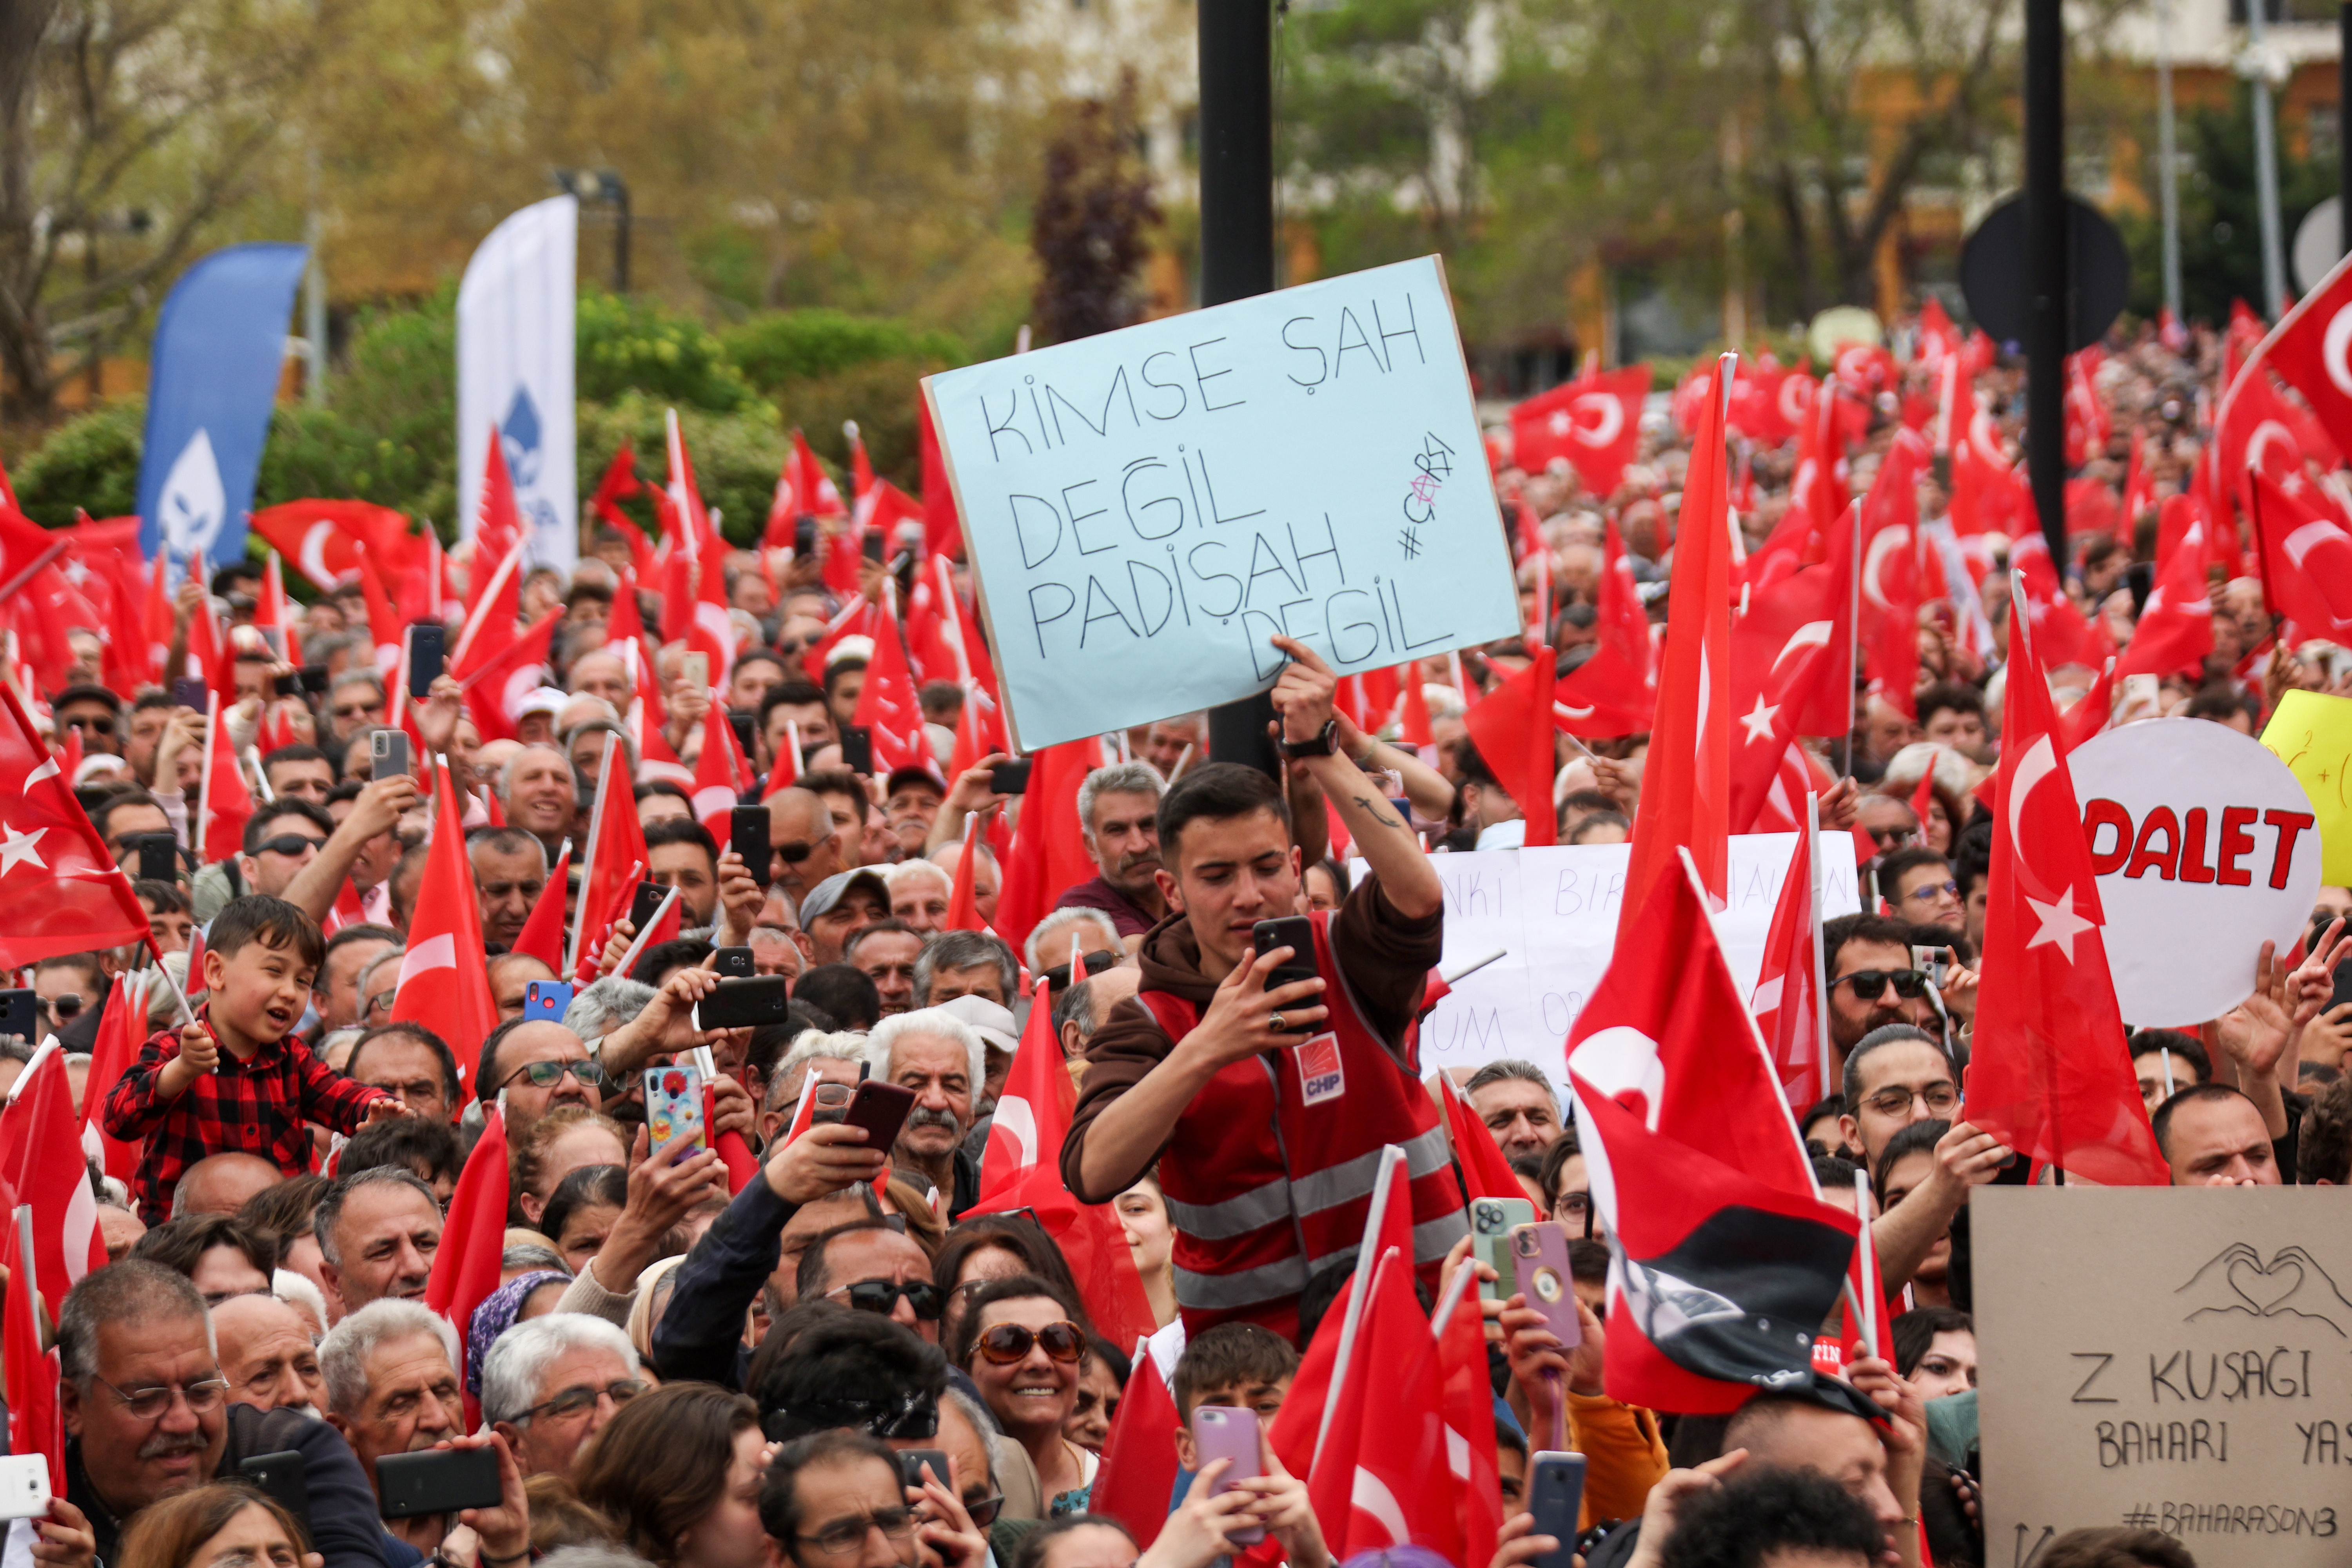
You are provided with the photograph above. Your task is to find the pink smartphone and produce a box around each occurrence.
[1190,1405,1265,1544]
[1512,1221,1582,1348]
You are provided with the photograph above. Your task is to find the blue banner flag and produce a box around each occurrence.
[136,243,308,574]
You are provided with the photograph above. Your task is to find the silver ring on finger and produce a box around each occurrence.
[1268,1011,1286,1033]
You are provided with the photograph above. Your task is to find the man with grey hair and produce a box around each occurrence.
[911,929,1017,1009]
[1463,1058,1565,1161]
[475,1016,607,1141]
[483,1314,644,1480]
[1052,967,1143,1063]
[1024,906,1123,978]
[326,670,387,745]
[562,976,657,1051]
[501,742,581,861]
[758,1031,869,1144]
[314,1166,443,1321]
[1053,761,1167,942]
[59,1260,388,1568]
[469,827,552,949]
[322,1299,530,1559]
[869,1008,986,1218]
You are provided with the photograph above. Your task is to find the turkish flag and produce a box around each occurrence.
[590,448,644,537]
[510,842,572,973]
[1511,366,1650,497]
[249,500,414,592]
[1916,298,1962,370]
[572,748,652,980]
[196,694,254,867]
[693,694,752,846]
[1620,352,1734,934]
[1750,819,1829,1109]
[1946,397,2018,539]
[3,1201,64,1499]
[80,975,147,1181]
[456,603,565,745]
[1553,518,1655,738]
[426,1104,508,1424]
[2258,249,2352,462]
[1303,1247,1457,1560]
[1089,1347,1181,1548]
[1962,578,2167,1186]
[850,600,929,777]
[1729,636,1827,836]
[469,431,526,618]
[1790,378,1855,547]
[918,397,965,559]
[354,543,407,676]
[0,1045,109,1319]
[2249,467,2352,642]
[1567,852,1856,1412]
[2217,368,2310,523]
[1858,430,1930,718]
[1461,652,1559,846]
[0,683,147,967]
[1436,1071,1524,1204]
[1727,362,1804,446]
[664,410,726,563]
[390,766,500,1066]
[977,980,1076,1201]
[2115,518,2215,680]
[1435,1279,1503,1568]
[451,529,529,689]
[943,814,991,934]
[991,740,1097,955]
[2063,352,2110,467]
[1733,481,1855,738]
[2009,530,2116,671]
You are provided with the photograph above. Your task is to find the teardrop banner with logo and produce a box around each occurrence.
[135,243,309,578]
[457,195,577,570]
[2072,717,2323,1025]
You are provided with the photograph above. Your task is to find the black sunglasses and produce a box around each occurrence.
[1038,951,1123,991]
[1835,969,1931,1002]
[250,835,326,858]
[63,714,116,735]
[776,841,817,864]
[829,1279,943,1320]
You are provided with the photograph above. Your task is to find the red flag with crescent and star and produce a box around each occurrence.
[2260,250,2352,462]
[1510,366,1650,497]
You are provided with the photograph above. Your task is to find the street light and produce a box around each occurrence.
[553,168,632,292]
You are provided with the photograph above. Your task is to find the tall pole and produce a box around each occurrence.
[2159,0,2183,322]
[2245,0,2289,317]
[2341,3,2352,253]
[2025,0,2069,568]
[304,203,328,407]
[1198,0,1279,778]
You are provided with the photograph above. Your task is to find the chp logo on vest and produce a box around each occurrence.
[157,430,228,560]
[500,386,564,539]
[1296,1032,1345,1105]
[2071,717,2323,1024]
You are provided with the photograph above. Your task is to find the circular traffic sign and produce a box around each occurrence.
[1959,193,2131,353]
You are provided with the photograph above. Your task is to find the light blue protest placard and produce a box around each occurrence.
[923,255,1517,750]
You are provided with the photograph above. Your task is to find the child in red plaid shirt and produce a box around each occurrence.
[106,895,409,1215]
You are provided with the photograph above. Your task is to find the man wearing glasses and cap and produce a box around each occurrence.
[474,1016,608,1142]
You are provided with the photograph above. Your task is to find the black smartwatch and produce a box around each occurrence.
[1279,719,1341,759]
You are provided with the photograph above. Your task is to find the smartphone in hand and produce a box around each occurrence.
[1251,916,1318,997]
[407,624,445,699]
[646,1063,708,1163]
[1190,1407,1265,1544]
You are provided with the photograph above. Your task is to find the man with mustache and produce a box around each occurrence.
[60,1261,392,1568]
[869,1009,988,1221]
[1053,763,1168,948]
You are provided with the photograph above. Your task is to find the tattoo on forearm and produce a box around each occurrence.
[1350,794,1403,830]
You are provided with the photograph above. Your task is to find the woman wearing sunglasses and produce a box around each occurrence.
[948,1275,1096,1515]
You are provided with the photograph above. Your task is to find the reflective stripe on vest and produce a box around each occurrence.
[1173,1252,1315,1312]
[1163,1175,1295,1241]
[1164,1123,1457,1245]
[1303,1209,1472,1281]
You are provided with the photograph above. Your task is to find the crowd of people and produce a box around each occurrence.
[0,303,2329,1568]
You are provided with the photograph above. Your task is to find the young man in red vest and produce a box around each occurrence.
[1063,635,1464,1343]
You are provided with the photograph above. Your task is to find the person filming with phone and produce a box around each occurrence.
[1063,635,1465,1341]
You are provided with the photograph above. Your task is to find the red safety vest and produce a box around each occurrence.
[1139,908,1468,1342]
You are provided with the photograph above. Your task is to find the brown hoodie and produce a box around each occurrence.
[1060,873,1443,1202]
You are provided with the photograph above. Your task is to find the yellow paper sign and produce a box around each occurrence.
[2258,689,2352,884]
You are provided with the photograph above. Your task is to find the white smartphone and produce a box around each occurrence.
[0,1453,52,1520]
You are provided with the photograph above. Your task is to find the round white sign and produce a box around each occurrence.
[2071,718,2325,1026]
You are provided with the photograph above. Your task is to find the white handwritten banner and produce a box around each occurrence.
[923,256,1517,750]
[1363,835,1861,1100]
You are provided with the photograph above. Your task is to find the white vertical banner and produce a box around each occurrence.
[458,195,578,570]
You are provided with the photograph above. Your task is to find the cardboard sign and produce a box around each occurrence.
[1360,835,1860,1102]
[924,256,1517,750]
[2261,690,2352,884]
[1976,1187,2352,1563]
[2074,718,2322,1024]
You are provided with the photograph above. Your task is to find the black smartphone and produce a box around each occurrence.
[1252,916,1319,995]
[794,517,818,558]
[989,759,1033,795]
[1526,1452,1586,1568]
[728,710,757,757]
[838,725,873,775]
[842,1080,916,1152]
[237,1450,311,1535]
[0,991,34,1042]
[862,529,885,562]
[375,1447,502,1519]
[272,671,299,699]
[297,664,330,695]
[134,833,179,884]
[898,1448,952,1491]
[731,805,773,884]
[628,880,669,931]
[692,976,795,1030]
[169,677,206,712]
[713,946,754,978]
[372,731,411,781]
[407,624,446,698]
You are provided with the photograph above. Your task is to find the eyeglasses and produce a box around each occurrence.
[1833,969,1931,1002]
[1552,1191,1590,1220]
[501,1058,609,1090]
[332,702,381,720]
[1900,880,1960,904]
[250,835,326,858]
[796,1505,919,1557]
[776,841,818,864]
[1861,1083,1960,1118]
[63,714,116,735]
[1037,951,1123,992]
[96,1375,230,1421]
[1867,825,1920,849]
[520,1378,646,1424]
[973,1320,1085,1365]
[961,1494,1005,1528]
[828,1279,943,1321]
